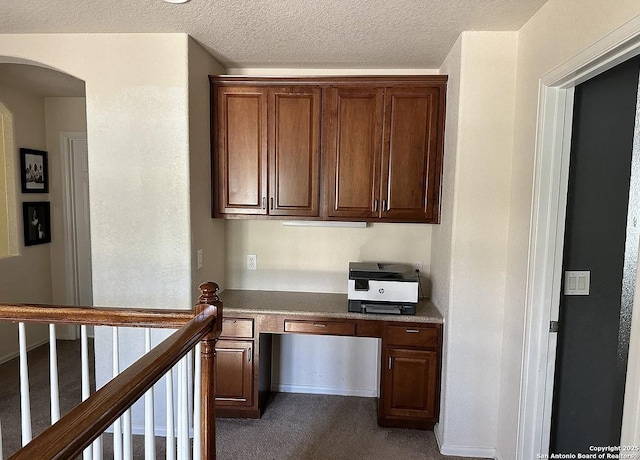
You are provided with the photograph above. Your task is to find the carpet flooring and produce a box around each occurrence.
[0,340,479,460]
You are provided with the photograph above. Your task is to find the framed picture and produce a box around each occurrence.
[20,148,49,193]
[23,201,51,246]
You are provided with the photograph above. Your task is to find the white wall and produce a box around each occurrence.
[0,83,52,362]
[0,33,194,311]
[188,38,226,299]
[432,32,517,457]
[498,2,640,458]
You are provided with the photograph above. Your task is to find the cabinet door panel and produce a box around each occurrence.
[381,87,442,221]
[269,87,320,216]
[383,348,437,419]
[323,87,383,218]
[216,87,268,215]
[215,340,253,406]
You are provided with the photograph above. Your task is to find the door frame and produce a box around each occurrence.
[60,131,90,307]
[518,16,640,459]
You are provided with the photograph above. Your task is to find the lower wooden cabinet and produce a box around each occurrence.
[379,325,441,429]
[212,310,442,429]
[215,340,253,406]
[381,349,438,419]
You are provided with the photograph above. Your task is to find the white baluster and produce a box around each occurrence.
[81,325,94,460]
[92,435,103,460]
[123,409,132,460]
[18,323,32,445]
[144,329,156,460]
[112,327,123,460]
[49,324,60,423]
[177,356,190,460]
[0,417,4,460]
[193,343,202,460]
[81,325,91,401]
[166,368,176,460]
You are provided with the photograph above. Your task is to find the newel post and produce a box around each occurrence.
[195,282,223,460]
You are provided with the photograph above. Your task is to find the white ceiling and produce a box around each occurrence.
[0,0,548,69]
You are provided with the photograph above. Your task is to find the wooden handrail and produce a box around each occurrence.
[5,281,223,460]
[0,303,193,328]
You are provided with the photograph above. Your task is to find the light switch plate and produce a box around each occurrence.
[564,270,590,295]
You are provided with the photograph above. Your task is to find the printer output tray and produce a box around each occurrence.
[348,300,416,315]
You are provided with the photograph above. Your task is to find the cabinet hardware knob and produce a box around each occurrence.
[262,197,266,209]
[406,329,419,333]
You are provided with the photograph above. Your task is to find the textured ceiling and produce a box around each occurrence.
[0,0,548,69]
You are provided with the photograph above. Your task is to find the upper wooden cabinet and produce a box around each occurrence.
[211,76,446,223]
[214,84,320,217]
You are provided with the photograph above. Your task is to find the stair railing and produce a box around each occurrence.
[0,281,222,460]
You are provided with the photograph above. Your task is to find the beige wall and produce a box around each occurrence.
[0,34,194,310]
[226,221,431,293]
[188,38,227,299]
[432,32,517,455]
[0,83,52,361]
[497,1,640,458]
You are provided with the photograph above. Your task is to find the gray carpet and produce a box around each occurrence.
[0,341,479,460]
[217,393,477,460]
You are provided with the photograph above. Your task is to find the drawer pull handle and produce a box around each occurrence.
[248,347,252,362]
[262,197,266,209]
[388,356,392,370]
[406,329,419,333]
[223,319,237,324]
[313,323,326,327]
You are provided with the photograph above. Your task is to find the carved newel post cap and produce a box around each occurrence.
[198,282,220,304]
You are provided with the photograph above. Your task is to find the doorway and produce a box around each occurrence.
[518,21,640,460]
[61,132,92,309]
[550,56,640,453]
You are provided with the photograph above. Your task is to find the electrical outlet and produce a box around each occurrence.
[412,260,423,272]
[197,249,203,270]
[247,254,257,271]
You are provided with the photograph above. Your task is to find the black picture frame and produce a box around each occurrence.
[23,201,51,246]
[20,148,49,193]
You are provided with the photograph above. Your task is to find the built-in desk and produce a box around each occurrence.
[215,290,443,430]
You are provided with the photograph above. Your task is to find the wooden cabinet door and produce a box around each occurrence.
[216,86,268,215]
[381,87,443,222]
[382,348,437,419]
[268,87,320,216]
[323,87,384,219]
[215,340,253,406]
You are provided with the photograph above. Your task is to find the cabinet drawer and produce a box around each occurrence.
[386,325,439,348]
[284,319,355,336]
[221,318,254,339]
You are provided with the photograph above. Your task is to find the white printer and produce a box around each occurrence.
[348,262,419,315]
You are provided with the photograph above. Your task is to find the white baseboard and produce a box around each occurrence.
[0,338,49,365]
[272,383,378,398]
[434,422,497,459]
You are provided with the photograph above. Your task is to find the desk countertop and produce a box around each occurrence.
[218,289,443,324]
